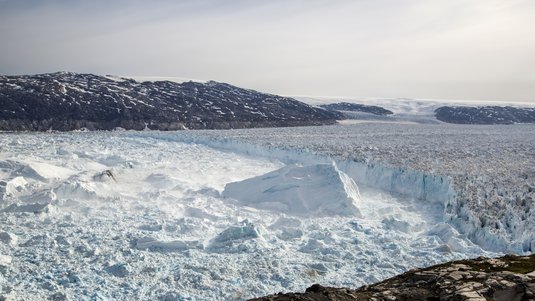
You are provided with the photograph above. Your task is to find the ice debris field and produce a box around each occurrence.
[0,130,517,300]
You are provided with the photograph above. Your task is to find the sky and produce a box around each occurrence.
[1,0,534,102]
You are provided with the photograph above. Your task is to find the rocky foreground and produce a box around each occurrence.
[250,253,535,301]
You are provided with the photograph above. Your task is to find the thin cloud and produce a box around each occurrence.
[0,0,534,102]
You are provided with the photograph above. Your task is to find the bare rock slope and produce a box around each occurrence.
[0,72,338,131]
[319,102,393,116]
[435,106,535,124]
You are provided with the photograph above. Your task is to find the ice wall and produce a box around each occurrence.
[338,159,534,253]
[337,160,454,205]
[445,176,535,253]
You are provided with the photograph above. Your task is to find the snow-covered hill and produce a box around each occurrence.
[0,72,338,131]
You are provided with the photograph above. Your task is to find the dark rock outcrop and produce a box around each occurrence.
[0,72,339,131]
[250,254,535,301]
[435,106,535,124]
[320,102,393,116]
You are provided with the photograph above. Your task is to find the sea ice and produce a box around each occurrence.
[209,220,268,252]
[0,255,12,267]
[19,162,74,182]
[0,232,17,246]
[136,237,203,252]
[1,203,52,214]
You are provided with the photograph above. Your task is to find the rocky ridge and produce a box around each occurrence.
[0,72,339,131]
[250,253,535,301]
[435,106,535,124]
[319,102,393,116]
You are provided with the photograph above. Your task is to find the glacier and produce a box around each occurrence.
[148,126,534,255]
[0,125,533,300]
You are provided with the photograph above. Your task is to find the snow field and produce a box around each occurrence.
[0,132,494,300]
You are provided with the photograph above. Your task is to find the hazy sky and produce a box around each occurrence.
[1,0,534,102]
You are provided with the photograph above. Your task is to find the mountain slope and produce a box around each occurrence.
[0,72,339,131]
[435,106,535,124]
[319,102,393,116]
